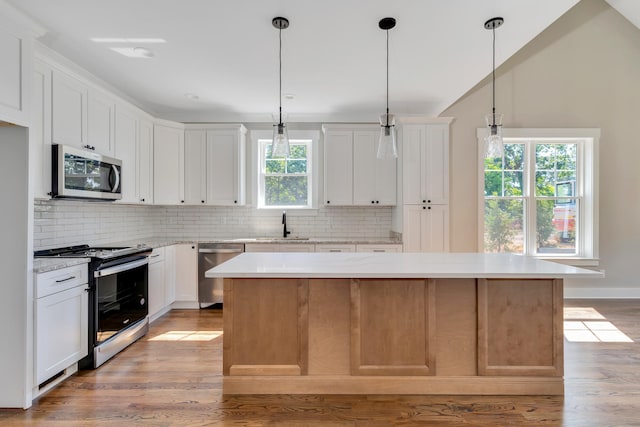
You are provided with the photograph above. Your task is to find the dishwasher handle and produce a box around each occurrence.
[198,248,244,254]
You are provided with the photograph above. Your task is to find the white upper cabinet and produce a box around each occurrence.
[403,123,449,205]
[324,124,396,206]
[87,90,115,156]
[52,70,87,148]
[153,122,184,205]
[30,59,52,199]
[206,126,246,206]
[0,7,33,126]
[184,130,207,205]
[183,124,247,206]
[137,119,154,204]
[114,106,138,203]
[353,130,396,206]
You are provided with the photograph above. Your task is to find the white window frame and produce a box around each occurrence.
[253,130,319,210]
[477,128,599,265]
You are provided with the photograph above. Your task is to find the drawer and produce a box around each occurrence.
[148,247,165,264]
[356,244,403,253]
[315,244,356,253]
[36,264,89,298]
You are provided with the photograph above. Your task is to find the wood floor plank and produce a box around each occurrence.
[1,300,639,426]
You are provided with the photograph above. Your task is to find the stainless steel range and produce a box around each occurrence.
[35,244,152,368]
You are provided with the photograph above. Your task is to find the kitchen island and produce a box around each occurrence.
[205,252,601,395]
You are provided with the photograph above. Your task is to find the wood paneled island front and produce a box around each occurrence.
[205,252,601,395]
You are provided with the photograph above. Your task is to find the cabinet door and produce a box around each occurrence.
[280,244,315,252]
[403,205,424,252]
[52,70,87,148]
[137,119,153,204]
[206,130,245,205]
[423,125,449,205]
[403,204,449,252]
[174,244,198,303]
[148,258,165,319]
[87,90,115,155]
[324,131,353,205]
[36,285,88,384]
[114,107,138,203]
[0,16,30,126]
[31,60,52,199]
[420,204,449,252]
[164,244,176,305]
[153,124,184,205]
[353,131,377,205]
[184,130,207,205]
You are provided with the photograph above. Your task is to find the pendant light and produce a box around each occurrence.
[484,17,504,158]
[272,16,290,158]
[377,17,397,159]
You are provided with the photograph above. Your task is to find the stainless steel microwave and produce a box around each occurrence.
[52,144,122,200]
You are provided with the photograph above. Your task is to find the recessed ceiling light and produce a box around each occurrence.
[284,93,295,100]
[91,37,167,43]
[184,93,199,100]
[110,47,155,58]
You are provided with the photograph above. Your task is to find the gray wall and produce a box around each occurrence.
[442,0,640,296]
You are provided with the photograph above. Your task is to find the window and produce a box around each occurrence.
[477,129,599,261]
[257,138,313,208]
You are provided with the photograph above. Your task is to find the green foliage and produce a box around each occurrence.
[484,199,521,252]
[264,143,310,206]
[536,200,556,248]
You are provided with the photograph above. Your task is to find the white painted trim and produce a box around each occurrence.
[564,287,640,299]
[397,116,455,125]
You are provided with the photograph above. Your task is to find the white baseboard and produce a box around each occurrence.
[564,287,640,299]
[170,301,200,309]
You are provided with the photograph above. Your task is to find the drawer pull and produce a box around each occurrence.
[55,276,76,283]
[373,249,385,252]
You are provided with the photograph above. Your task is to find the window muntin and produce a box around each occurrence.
[258,139,312,208]
[482,139,584,257]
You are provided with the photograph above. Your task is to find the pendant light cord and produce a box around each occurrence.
[492,24,496,125]
[385,29,390,126]
[278,25,283,125]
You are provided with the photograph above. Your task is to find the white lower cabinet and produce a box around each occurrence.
[315,244,356,253]
[34,264,89,393]
[148,247,166,320]
[356,244,403,253]
[173,244,198,308]
[403,204,449,252]
[244,243,316,253]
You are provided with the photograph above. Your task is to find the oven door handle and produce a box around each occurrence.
[94,258,149,278]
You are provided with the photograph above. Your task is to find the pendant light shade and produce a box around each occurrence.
[377,17,397,160]
[484,17,504,158]
[272,16,290,158]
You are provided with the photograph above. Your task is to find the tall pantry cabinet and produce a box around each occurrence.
[400,120,451,252]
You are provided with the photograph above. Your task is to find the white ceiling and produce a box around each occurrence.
[7,0,608,123]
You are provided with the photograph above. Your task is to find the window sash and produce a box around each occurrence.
[482,140,583,257]
[258,139,312,209]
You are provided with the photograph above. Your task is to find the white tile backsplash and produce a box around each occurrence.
[33,200,393,249]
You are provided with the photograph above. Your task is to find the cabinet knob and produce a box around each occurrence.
[192,245,195,249]
[423,206,426,210]
[371,201,375,204]
[422,200,426,203]
[327,201,330,204]
[428,200,431,203]
[140,198,145,202]
[376,201,379,204]
[428,206,431,210]
[181,200,184,203]
[234,200,237,204]
[201,200,205,204]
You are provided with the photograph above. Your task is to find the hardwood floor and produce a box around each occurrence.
[1,299,639,426]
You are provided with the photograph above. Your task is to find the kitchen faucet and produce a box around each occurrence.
[282,211,291,238]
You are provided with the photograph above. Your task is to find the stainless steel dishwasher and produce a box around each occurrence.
[198,243,244,307]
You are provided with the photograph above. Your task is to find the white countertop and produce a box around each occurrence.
[205,252,603,279]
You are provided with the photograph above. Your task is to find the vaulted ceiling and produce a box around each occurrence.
[7,0,637,123]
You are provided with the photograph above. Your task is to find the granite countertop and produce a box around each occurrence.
[33,257,90,274]
[109,237,402,249]
[205,252,604,279]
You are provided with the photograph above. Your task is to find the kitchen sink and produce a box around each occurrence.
[256,236,310,241]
